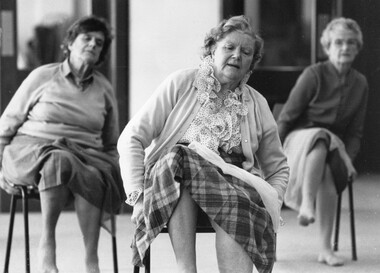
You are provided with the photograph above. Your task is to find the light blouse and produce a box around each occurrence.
[179,58,248,154]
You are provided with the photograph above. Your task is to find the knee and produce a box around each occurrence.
[309,139,329,159]
[43,150,76,171]
[313,139,328,151]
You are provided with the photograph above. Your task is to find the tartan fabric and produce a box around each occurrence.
[132,144,275,273]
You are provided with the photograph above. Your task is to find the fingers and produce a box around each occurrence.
[131,204,144,225]
[0,173,21,195]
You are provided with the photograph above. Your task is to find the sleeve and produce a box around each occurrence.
[0,68,44,145]
[276,67,317,142]
[343,78,369,161]
[255,97,289,205]
[117,72,181,195]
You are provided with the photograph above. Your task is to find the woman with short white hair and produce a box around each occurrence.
[277,17,368,266]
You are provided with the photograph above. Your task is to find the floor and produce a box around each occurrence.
[0,173,379,273]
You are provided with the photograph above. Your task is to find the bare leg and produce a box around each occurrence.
[316,166,344,266]
[167,188,198,273]
[298,139,328,226]
[74,194,102,273]
[38,185,71,273]
[211,221,253,273]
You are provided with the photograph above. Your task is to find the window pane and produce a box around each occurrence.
[16,0,91,70]
[245,0,312,67]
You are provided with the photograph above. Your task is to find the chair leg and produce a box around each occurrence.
[333,193,342,251]
[348,179,357,260]
[132,246,150,273]
[112,235,118,273]
[20,187,31,273]
[110,215,119,273]
[144,247,151,273]
[133,265,140,273]
[3,195,18,273]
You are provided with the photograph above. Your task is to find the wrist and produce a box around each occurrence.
[125,187,143,206]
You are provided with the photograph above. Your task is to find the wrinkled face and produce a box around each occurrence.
[212,31,255,87]
[325,26,359,67]
[68,31,105,66]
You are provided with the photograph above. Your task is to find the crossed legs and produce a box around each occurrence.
[38,186,102,273]
[298,139,328,226]
[168,188,253,273]
[299,139,343,266]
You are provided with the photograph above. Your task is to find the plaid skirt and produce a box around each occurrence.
[132,144,275,273]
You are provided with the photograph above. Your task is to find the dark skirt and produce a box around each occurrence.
[2,134,126,233]
[132,144,275,273]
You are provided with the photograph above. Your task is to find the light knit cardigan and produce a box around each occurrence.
[117,68,289,205]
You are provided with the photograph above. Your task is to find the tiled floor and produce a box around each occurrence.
[1,173,379,272]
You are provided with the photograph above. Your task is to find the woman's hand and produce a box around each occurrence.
[0,172,20,195]
[348,168,357,181]
[131,198,144,225]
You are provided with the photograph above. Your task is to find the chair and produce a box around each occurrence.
[333,177,357,260]
[133,209,214,273]
[272,102,357,261]
[3,185,119,273]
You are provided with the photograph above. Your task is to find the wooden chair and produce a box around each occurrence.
[3,185,119,273]
[272,102,357,261]
[133,209,214,273]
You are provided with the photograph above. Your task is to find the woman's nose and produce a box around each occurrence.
[232,48,241,59]
[88,38,97,47]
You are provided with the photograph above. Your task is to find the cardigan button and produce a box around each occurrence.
[244,139,248,143]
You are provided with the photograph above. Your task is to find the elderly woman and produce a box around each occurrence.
[277,17,368,266]
[0,16,125,273]
[118,15,288,273]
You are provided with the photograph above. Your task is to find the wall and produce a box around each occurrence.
[129,0,220,117]
[342,1,380,172]
[16,0,90,69]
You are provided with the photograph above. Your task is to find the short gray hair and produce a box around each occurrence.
[320,17,363,52]
[201,15,263,70]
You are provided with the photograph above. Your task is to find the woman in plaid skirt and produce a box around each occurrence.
[118,15,289,273]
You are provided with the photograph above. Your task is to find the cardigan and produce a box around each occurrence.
[117,68,289,203]
[277,61,368,160]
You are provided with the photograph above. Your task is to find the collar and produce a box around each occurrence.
[325,60,352,79]
[62,59,94,88]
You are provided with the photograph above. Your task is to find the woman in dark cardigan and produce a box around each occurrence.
[277,17,368,266]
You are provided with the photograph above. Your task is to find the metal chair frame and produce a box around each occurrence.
[3,185,119,273]
[333,178,357,260]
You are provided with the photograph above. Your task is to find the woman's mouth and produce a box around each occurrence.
[227,63,240,69]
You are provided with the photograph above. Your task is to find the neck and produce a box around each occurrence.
[332,61,351,77]
[69,58,93,80]
[220,82,239,92]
